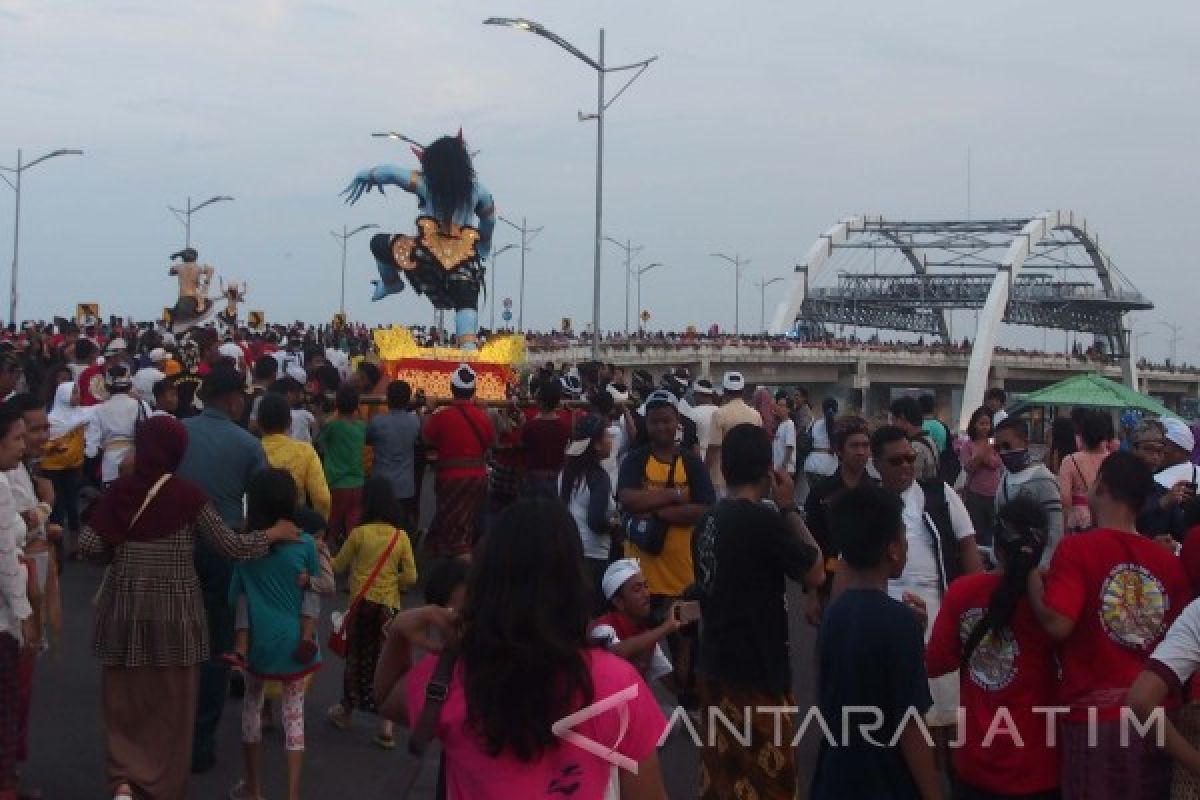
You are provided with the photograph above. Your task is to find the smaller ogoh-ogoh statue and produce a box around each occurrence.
[341,132,495,350]
[168,247,216,333]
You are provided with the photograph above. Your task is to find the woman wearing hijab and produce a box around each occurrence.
[79,416,299,800]
[42,381,92,564]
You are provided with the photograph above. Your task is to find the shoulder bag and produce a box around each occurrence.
[624,454,679,556]
[328,530,400,658]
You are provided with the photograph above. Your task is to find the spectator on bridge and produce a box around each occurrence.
[692,423,822,800]
[705,372,761,499]
[1058,410,1114,534]
[1028,452,1190,799]
[957,406,1002,547]
[889,396,940,484]
[803,397,840,493]
[994,417,1064,564]
[985,387,1008,427]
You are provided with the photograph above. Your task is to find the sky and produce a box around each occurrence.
[1,0,1198,360]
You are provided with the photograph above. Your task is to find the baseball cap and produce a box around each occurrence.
[723,371,745,392]
[565,413,608,457]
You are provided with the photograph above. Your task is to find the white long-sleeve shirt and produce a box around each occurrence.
[86,393,151,483]
[0,472,32,641]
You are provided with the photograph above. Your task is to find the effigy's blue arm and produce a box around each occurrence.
[476,189,496,260]
[340,165,418,205]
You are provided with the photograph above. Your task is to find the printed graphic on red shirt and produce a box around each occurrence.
[1098,563,1168,651]
[958,608,1019,692]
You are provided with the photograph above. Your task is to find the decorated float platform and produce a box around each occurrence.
[373,326,525,401]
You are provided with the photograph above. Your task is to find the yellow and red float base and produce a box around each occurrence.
[372,327,525,401]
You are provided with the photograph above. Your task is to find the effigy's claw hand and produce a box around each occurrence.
[340,169,378,205]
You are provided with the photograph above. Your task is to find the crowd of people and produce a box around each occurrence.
[3,315,1200,799]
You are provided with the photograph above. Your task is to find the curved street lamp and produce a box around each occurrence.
[0,148,84,323]
[757,277,784,334]
[168,194,234,249]
[331,223,379,315]
[711,252,750,335]
[486,16,657,354]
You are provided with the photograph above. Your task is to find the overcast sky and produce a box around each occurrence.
[2,0,1198,360]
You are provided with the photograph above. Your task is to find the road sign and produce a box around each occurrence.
[640,310,651,323]
[502,310,513,322]
[248,311,265,330]
[76,303,99,326]
[561,317,572,333]
[503,297,513,309]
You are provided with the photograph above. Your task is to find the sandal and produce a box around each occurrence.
[326,703,351,730]
[228,780,265,800]
[373,732,397,750]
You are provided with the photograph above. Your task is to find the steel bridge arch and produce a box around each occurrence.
[769,210,1136,431]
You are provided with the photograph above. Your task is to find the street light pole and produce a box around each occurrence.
[490,243,518,331]
[485,17,657,359]
[168,194,234,249]
[604,235,643,336]
[499,215,542,333]
[634,262,663,334]
[0,147,84,324]
[757,277,784,333]
[711,252,750,335]
[330,223,379,315]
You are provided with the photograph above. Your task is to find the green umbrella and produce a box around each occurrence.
[1009,372,1177,417]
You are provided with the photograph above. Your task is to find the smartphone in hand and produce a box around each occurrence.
[673,601,701,625]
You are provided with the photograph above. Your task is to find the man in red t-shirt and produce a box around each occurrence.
[590,559,680,688]
[1028,451,1191,798]
[422,364,495,559]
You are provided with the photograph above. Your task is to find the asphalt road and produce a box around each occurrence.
[23,559,820,799]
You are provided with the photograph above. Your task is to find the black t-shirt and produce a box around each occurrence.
[692,498,817,694]
[811,589,932,800]
[803,469,879,557]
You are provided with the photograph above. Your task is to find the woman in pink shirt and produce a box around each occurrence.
[1059,409,1115,534]
[374,498,669,800]
[957,407,1002,546]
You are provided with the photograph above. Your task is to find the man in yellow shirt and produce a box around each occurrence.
[257,393,331,518]
[617,389,716,713]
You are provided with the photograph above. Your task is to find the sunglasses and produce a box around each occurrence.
[885,453,918,466]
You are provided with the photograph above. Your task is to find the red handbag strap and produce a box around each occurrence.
[346,530,401,618]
